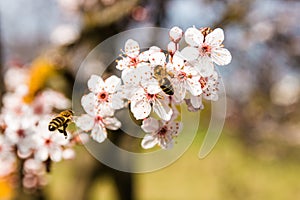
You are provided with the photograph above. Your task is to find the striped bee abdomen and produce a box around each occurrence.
[48,116,66,131]
[159,78,174,95]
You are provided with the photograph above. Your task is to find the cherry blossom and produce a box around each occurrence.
[76,89,121,143]
[116,39,146,70]
[129,85,173,121]
[167,53,202,102]
[141,117,183,149]
[87,74,124,114]
[181,27,232,75]
[33,117,69,162]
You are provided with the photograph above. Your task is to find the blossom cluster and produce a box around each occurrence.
[0,65,86,189]
[75,26,232,149]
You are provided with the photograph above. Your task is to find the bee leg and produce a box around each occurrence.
[57,127,67,139]
[62,124,68,139]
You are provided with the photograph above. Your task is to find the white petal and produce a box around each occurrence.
[125,39,140,58]
[180,47,199,61]
[62,148,75,160]
[173,82,186,102]
[130,99,152,120]
[141,117,159,133]
[50,147,62,162]
[116,57,130,70]
[81,93,96,115]
[195,56,215,77]
[88,75,104,93]
[141,134,158,149]
[111,93,125,110]
[153,100,172,121]
[75,114,94,131]
[91,124,107,143]
[184,27,204,46]
[35,147,48,162]
[104,75,121,93]
[190,95,203,109]
[97,104,114,117]
[141,79,161,94]
[103,117,121,130]
[121,64,152,86]
[205,28,224,46]
[149,52,166,66]
[211,48,232,66]
[138,50,150,62]
[186,79,202,96]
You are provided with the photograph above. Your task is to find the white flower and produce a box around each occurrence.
[76,92,121,143]
[4,113,37,158]
[86,74,124,115]
[34,118,69,162]
[181,27,232,75]
[130,85,173,121]
[167,53,202,102]
[116,39,148,70]
[141,117,182,149]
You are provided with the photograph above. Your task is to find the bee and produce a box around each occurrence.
[48,110,74,139]
[153,65,174,96]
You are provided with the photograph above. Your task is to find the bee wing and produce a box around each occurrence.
[125,39,140,58]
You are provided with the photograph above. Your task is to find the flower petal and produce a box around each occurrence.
[103,117,121,130]
[149,52,166,66]
[81,92,96,115]
[211,48,232,66]
[104,75,121,93]
[141,117,159,133]
[180,47,199,61]
[34,147,48,162]
[50,146,62,162]
[141,134,158,149]
[75,114,94,131]
[153,100,172,121]
[88,75,104,93]
[125,39,140,58]
[195,56,215,77]
[91,124,107,143]
[190,95,204,109]
[130,99,152,120]
[185,27,204,46]
[205,28,224,46]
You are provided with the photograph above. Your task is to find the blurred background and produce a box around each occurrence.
[1,0,300,199]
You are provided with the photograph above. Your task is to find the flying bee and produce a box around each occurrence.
[48,110,74,139]
[153,65,174,96]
